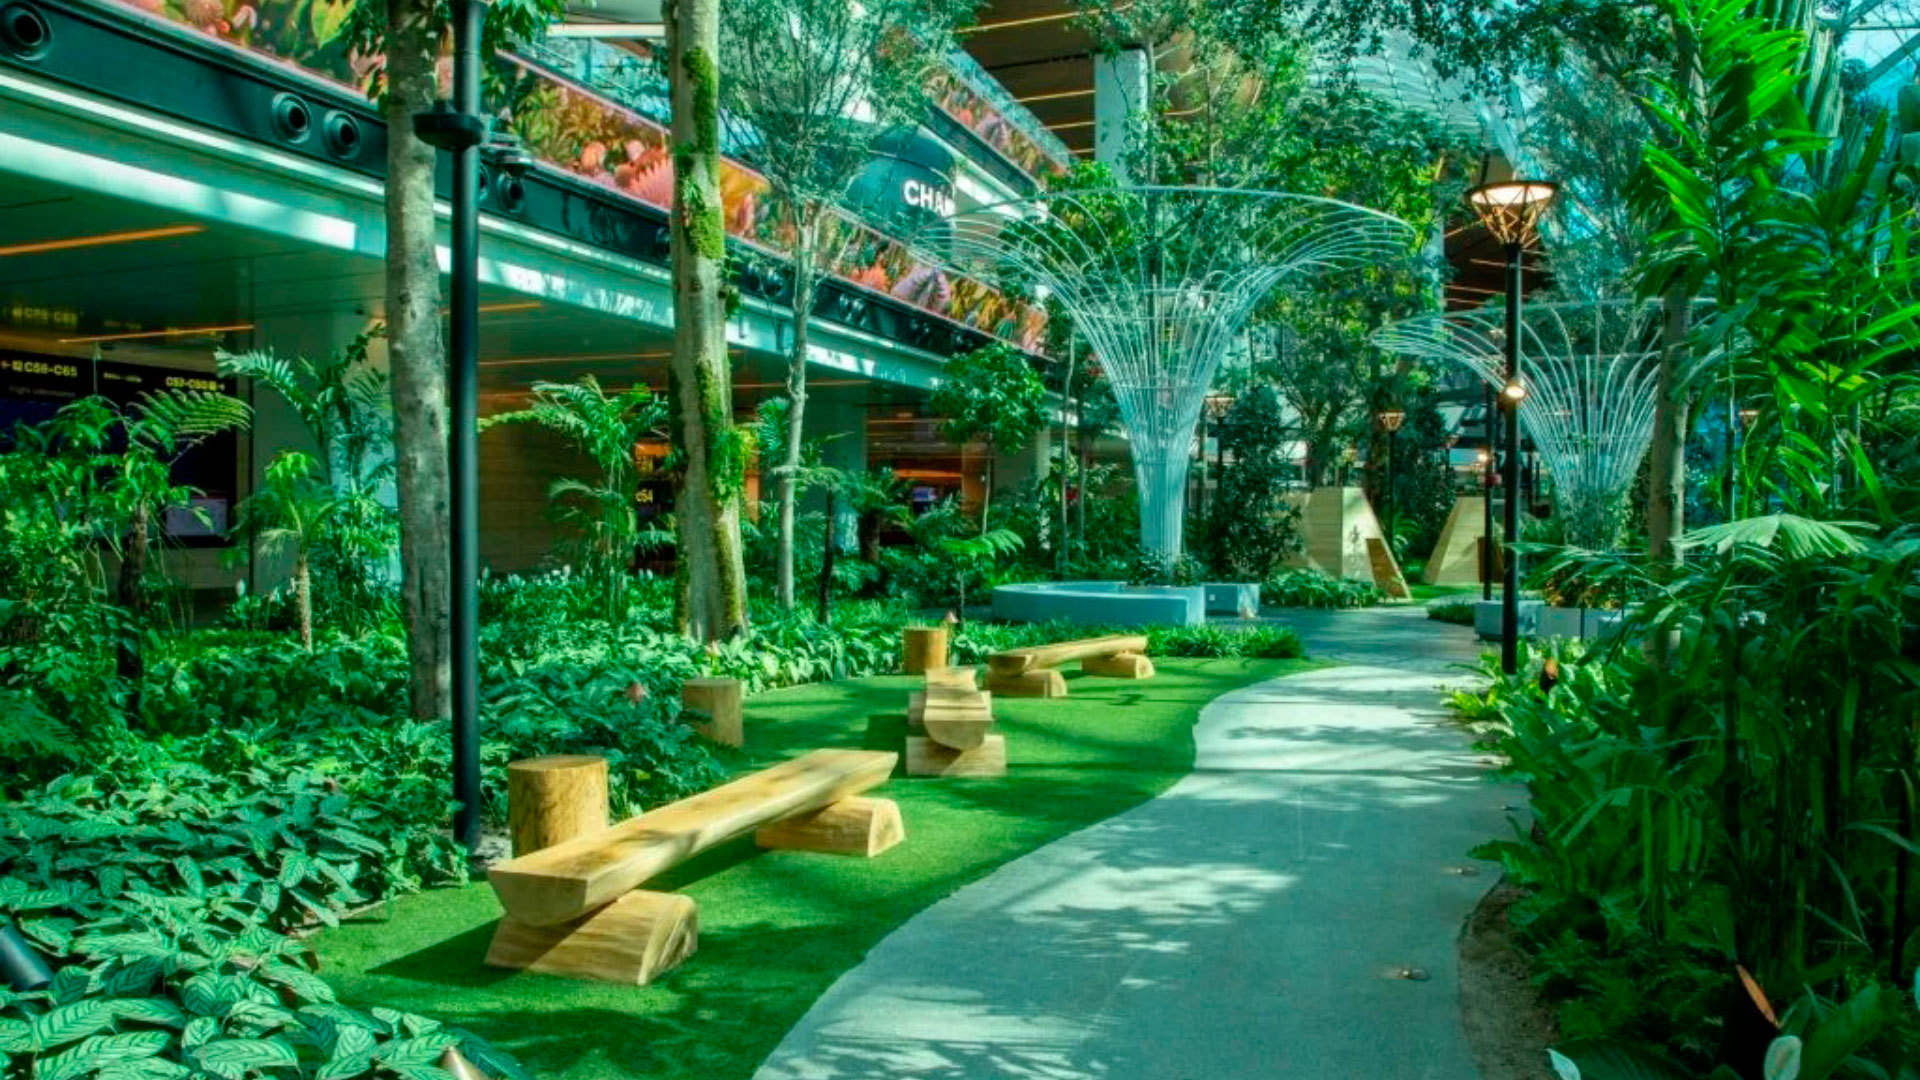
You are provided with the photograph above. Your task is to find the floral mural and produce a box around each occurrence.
[104,0,1048,353]
[927,68,1072,181]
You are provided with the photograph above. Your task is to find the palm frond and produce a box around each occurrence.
[130,389,252,452]
[1678,513,1871,558]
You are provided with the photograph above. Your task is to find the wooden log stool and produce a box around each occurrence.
[682,677,745,748]
[903,625,950,675]
[507,755,610,857]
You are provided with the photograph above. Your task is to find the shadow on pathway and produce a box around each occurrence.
[753,665,1514,1080]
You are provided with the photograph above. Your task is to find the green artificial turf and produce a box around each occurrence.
[312,657,1310,1080]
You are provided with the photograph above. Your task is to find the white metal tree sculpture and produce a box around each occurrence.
[924,186,1414,564]
[1374,299,1666,549]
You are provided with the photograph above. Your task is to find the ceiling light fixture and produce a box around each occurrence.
[0,224,206,258]
[1014,88,1095,104]
[58,322,253,344]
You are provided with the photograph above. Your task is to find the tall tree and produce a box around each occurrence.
[719,0,968,610]
[343,0,560,726]
[666,0,750,641]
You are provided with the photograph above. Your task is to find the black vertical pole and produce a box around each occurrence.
[449,0,484,852]
[1385,427,1397,545]
[1501,240,1523,676]
[1482,385,1495,602]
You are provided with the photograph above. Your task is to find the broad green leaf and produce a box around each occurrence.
[192,1038,298,1080]
[31,1000,117,1052]
[35,1031,173,1080]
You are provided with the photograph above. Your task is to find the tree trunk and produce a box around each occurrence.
[296,551,314,651]
[1075,380,1089,557]
[1646,284,1692,563]
[979,444,994,533]
[667,0,749,642]
[817,488,835,624]
[115,504,150,686]
[384,0,452,726]
[775,211,815,611]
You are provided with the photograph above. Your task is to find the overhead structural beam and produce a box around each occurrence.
[1866,31,1920,83]
[548,21,664,38]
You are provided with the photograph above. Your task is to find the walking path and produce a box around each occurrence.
[755,633,1512,1080]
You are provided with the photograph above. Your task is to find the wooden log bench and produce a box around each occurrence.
[986,633,1154,698]
[486,748,901,984]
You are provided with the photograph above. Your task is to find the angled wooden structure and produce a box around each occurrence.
[1286,486,1405,590]
[1423,496,1487,587]
[487,748,901,983]
[682,677,745,748]
[985,633,1153,698]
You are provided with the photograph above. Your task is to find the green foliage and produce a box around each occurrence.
[929,343,1049,528]
[480,377,668,621]
[231,453,346,650]
[1425,598,1475,626]
[949,619,1303,663]
[1455,525,1920,1071]
[1203,385,1303,579]
[1259,569,1379,610]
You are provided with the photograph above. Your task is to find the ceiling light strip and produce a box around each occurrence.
[0,224,206,258]
[58,322,253,344]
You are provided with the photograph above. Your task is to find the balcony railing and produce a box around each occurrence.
[80,0,1047,354]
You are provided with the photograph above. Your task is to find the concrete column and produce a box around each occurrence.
[803,387,867,552]
[1094,46,1150,182]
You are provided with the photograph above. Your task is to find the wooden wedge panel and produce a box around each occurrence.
[987,634,1150,675]
[486,890,697,984]
[489,749,897,926]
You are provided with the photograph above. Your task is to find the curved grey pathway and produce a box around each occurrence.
[755,661,1512,1080]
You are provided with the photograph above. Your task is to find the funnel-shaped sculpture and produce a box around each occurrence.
[921,187,1414,564]
[1374,299,1664,549]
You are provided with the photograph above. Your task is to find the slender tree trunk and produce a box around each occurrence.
[296,551,314,651]
[980,443,994,533]
[817,488,835,624]
[1057,345,1075,577]
[667,0,748,642]
[115,505,150,685]
[384,0,451,726]
[776,211,815,611]
[1647,285,1692,563]
[1075,381,1089,556]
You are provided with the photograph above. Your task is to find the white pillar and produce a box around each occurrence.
[1094,46,1150,183]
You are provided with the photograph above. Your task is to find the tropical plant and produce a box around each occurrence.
[1204,385,1304,579]
[231,453,346,651]
[480,377,667,621]
[1259,569,1379,609]
[930,342,1050,531]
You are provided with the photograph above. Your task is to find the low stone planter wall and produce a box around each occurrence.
[1475,599,1542,641]
[991,582,1207,627]
[1203,583,1261,618]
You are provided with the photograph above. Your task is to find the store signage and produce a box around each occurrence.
[901,177,955,218]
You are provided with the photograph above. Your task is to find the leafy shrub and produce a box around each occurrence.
[1425,599,1475,625]
[951,619,1303,662]
[0,771,519,1080]
[1259,570,1380,609]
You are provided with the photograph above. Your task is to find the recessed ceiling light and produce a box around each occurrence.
[0,224,206,258]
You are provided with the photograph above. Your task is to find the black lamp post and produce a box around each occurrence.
[413,0,523,853]
[1377,407,1405,543]
[1466,167,1556,676]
